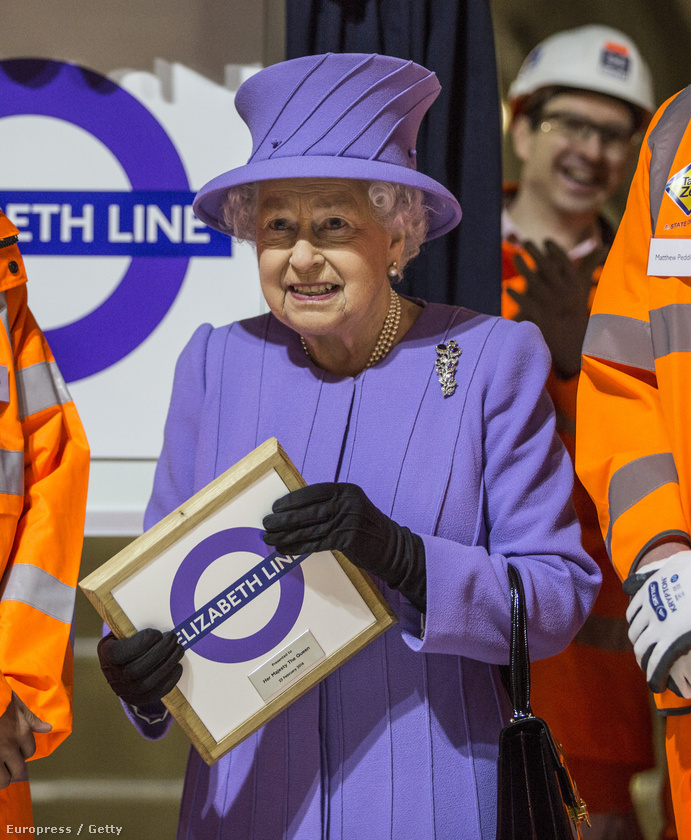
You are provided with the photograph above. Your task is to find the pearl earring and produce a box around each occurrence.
[387,261,400,282]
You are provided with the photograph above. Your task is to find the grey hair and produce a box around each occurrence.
[221,182,259,243]
[220,180,429,277]
[367,182,428,273]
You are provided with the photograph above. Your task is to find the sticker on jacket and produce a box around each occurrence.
[665,163,691,217]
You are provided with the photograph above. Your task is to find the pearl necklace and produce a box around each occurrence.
[300,286,402,370]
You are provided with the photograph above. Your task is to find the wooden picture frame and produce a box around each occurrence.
[80,437,398,765]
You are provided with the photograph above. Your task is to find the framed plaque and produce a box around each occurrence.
[79,438,398,765]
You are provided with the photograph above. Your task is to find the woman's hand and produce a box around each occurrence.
[263,482,427,611]
[97,629,184,706]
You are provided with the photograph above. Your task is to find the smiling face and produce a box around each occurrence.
[511,91,636,220]
[255,178,404,357]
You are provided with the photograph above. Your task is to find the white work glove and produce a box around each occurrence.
[668,652,691,698]
[626,550,691,697]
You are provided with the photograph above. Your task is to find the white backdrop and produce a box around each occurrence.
[0,61,266,534]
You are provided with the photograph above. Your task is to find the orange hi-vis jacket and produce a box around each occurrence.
[0,210,89,826]
[502,233,654,814]
[577,87,691,836]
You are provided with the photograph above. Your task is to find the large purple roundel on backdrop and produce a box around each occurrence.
[0,59,195,382]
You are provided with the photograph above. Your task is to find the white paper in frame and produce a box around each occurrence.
[79,438,398,765]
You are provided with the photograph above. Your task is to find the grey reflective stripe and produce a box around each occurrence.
[583,313,655,372]
[573,612,631,653]
[606,452,679,553]
[0,291,8,341]
[650,304,691,359]
[554,412,576,437]
[0,563,75,624]
[0,448,23,495]
[649,85,691,233]
[608,453,679,523]
[16,360,71,419]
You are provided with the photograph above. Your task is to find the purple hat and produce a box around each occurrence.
[193,53,462,241]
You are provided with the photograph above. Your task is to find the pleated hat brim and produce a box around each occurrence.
[192,53,462,241]
[194,157,461,241]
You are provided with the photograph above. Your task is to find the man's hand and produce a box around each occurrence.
[507,240,608,379]
[0,691,52,789]
[626,550,691,696]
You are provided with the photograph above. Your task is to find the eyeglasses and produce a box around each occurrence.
[539,111,637,155]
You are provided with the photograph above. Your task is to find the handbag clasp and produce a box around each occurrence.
[567,798,591,828]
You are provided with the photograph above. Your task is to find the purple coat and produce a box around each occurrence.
[139,301,600,839]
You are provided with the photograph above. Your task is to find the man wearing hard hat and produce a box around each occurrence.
[501,25,659,840]
[578,76,691,838]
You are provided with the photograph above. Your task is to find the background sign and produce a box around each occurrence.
[0,58,265,533]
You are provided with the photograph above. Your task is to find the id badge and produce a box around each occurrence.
[648,238,691,276]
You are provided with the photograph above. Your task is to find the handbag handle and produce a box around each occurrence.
[501,564,591,833]
[506,563,533,721]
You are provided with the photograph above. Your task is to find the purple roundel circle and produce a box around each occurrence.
[169,526,305,664]
[0,59,190,382]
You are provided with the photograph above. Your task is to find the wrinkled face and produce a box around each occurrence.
[512,91,636,218]
[255,178,403,344]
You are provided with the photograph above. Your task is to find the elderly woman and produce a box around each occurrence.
[98,53,600,839]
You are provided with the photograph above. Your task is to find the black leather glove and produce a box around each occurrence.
[263,482,427,612]
[97,629,184,706]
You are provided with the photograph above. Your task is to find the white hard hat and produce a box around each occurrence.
[508,25,655,120]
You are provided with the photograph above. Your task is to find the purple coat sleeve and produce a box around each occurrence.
[145,324,214,529]
[403,319,601,663]
[125,324,214,740]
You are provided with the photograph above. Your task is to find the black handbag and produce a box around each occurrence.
[496,563,590,840]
